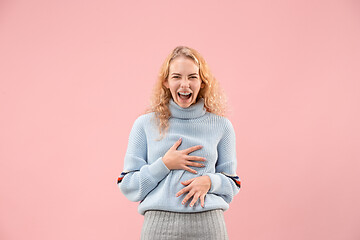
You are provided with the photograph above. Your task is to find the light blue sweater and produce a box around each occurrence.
[117,98,241,215]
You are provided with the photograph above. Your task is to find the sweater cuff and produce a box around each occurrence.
[148,157,170,181]
[203,173,222,193]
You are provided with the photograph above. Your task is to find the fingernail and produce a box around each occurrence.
[182,202,185,205]
[190,204,193,207]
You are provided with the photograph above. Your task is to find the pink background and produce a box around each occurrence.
[1,0,359,239]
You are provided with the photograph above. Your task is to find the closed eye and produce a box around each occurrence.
[172,76,198,79]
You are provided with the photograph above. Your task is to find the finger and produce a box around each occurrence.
[185,161,205,168]
[183,145,203,154]
[184,166,197,174]
[181,178,195,185]
[176,189,184,197]
[186,156,207,162]
[171,137,182,150]
[182,191,194,205]
[200,195,205,208]
[189,193,200,207]
[176,185,190,197]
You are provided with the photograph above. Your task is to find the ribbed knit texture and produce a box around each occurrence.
[140,209,228,240]
[117,97,241,215]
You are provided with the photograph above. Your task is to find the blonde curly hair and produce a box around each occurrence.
[144,45,228,140]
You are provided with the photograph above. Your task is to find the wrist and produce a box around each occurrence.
[162,156,170,170]
[203,175,211,188]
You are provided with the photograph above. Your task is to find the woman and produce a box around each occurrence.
[117,46,241,240]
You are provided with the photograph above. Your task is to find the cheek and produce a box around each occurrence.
[169,83,179,93]
[192,82,202,92]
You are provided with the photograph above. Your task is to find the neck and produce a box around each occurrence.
[168,98,206,119]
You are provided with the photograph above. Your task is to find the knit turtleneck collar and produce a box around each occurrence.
[169,97,206,119]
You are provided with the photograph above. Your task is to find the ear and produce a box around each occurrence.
[163,80,169,88]
[200,82,205,88]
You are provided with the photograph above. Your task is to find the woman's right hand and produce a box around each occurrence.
[162,138,206,174]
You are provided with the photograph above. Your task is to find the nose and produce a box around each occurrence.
[180,78,190,88]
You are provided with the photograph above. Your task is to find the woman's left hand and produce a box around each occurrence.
[176,175,211,207]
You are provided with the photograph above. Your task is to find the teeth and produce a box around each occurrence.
[179,92,191,96]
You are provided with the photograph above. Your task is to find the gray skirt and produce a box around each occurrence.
[140,209,228,240]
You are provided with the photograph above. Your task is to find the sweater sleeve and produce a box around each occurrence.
[116,116,170,202]
[204,118,241,203]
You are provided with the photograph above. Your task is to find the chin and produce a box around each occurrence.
[180,103,191,108]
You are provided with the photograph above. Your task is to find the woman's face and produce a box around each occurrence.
[164,56,204,108]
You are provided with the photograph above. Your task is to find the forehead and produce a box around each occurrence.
[169,57,199,73]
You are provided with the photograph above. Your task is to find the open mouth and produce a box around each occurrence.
[178,92,192,100]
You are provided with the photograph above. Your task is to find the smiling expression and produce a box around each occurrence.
[164,56,205,108]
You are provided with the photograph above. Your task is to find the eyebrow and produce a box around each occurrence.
[171,73,199,76]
